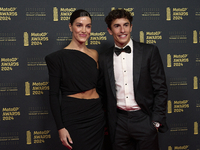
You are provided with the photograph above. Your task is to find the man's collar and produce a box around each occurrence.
[114,39,132,49]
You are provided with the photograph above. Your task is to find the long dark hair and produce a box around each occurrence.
[70,9,91,25]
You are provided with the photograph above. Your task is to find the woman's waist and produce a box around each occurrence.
[65,88,99,99]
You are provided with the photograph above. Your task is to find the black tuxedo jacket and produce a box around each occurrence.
[98,40,168,143]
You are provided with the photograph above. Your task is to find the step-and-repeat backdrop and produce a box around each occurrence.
[0,0,200,149]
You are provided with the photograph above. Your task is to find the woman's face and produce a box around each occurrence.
[69,16,92,44]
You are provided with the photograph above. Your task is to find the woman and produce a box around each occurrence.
[45,9,105,150]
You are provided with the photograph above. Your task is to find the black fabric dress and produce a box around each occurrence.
[45,49,105,150]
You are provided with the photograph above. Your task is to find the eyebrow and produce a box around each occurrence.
[75,22,92,25]
[113,22,129,26]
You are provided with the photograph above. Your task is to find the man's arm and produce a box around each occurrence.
[149,45,168,128]
[97,53,107,109]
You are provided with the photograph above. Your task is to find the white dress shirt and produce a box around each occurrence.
[114,39,141,111]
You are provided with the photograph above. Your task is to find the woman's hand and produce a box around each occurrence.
[58,128,73,149]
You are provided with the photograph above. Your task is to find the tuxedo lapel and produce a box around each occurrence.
[133,40,143,91]
[105,41,143,98]
[106,46,116,98]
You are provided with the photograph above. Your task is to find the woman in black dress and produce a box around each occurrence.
[45,9,105,150]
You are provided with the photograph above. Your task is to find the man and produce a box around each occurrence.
[98,9,168,150]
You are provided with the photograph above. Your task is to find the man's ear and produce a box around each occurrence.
[107,27,113,35]
[130,24,133,32]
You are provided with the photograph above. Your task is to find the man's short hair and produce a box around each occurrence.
[105,9,133,29]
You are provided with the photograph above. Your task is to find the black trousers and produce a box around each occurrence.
[114,109,159,150]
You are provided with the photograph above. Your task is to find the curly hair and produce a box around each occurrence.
[105,9,133,29]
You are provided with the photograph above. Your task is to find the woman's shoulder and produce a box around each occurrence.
[90,48,98,55]
[88,49,98,61]
[45,49,67,62]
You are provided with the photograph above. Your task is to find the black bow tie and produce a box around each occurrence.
[114,46,131,56]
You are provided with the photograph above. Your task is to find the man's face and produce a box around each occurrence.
[107,18,132,48]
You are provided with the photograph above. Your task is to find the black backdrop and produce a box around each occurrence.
[0,0,200,149]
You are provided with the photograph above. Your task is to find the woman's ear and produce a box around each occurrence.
[69,23,72,32]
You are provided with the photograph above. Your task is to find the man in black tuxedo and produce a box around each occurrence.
[98,9,168,150]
